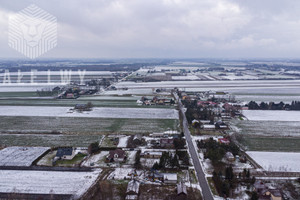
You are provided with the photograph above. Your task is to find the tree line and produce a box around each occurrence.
[247,101,300,110]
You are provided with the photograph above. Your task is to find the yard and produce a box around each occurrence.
[55,152,87,167]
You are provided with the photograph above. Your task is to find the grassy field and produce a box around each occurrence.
[0,92,39,97]
[232,120,300,137]
[0,134,103,147]
[0,116,179,134]
[239,136,300,152]
[232,119,300,152]
[0,98,175,108]
[0,95,175,109]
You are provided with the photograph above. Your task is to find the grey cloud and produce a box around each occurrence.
[0,0,300,58]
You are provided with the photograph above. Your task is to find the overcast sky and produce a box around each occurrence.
[1,0,300,59]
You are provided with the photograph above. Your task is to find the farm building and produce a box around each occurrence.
[56,147,75,160]
[163,173,177,184]
[125,180,140,200]
[141,151,162,159]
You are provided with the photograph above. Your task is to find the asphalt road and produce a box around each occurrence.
[175,93,214,200]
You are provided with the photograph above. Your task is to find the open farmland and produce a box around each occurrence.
[0,116,178,135]
[0,106,178,119]
[0,147,49,166]
[0,94,174,108]
[239,136,300,152]
[115,80,300,90]
[231,119,300,152]
[243,110,300,121]
[0,169,101,198]
[232,120,300,137]
[247,151,300,172]
[0,134,103,147]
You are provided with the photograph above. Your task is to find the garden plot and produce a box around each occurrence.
[247,151,300,172]
[0,146,49,167]
[140,158,160,168]
[81,151,109,167]
[107,167,137,180]
[0,106,178,119]
[0,169,101,198]
[243,110,300,122]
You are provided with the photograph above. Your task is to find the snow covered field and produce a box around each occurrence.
[232,120,300,137]
[243,110,300,122]
[171,75,200,80]
[0,169,101,197]
[0,146,49,166]
[247,151,300,172]
[0,106,178,119]
[115,80,300,89]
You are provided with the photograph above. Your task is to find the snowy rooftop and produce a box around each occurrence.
[163,173,177,181]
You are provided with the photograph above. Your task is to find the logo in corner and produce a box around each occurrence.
[8,4,57,59]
